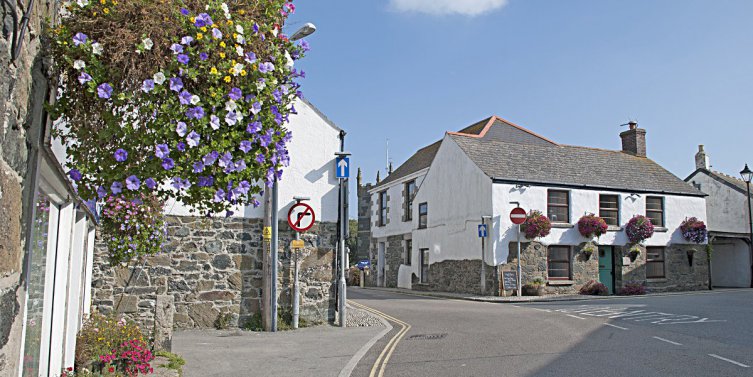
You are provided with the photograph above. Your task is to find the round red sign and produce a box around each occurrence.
[287,203,316,232]
[510,207,527,225]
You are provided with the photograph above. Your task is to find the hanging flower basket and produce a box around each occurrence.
[680,217,708,244]
[577,214,608,239]
[581,242,597,260]
[625,215,654,244]
[628,244,642,262]
[520,210,551,240]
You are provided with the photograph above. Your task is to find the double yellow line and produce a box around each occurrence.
[349,300,411,377]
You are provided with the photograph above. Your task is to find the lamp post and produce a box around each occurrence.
[740,164,753,288]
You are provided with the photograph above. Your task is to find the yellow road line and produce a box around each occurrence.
[349,300,411,377]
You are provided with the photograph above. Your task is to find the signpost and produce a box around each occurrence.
[510,206,526,297]
[287,202,315,232]
[478,218,491,295]
[335,151,351,327]
[288,197,314,329]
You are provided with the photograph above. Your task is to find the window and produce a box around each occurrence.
[599,194,620,226]
[420,248,429,283]
[646,247,666,279]
[547,246,571,279]
[405,239,412,265]
[404,180,416,221]
[646,196,664,227]
[418,202,428,229]
[547,190,570,223]
[378,191,387,226]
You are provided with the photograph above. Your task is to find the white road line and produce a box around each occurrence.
[531,308,551,312]
[604,323,628,330]
[652,336,682,346]
[339,304,394,377]
[566,314,586,320]
[708,354,750,368]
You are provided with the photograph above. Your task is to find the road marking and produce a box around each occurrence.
[531,308,551,312]
[550,305,725,325]
[339,302,393,377]
[652,336,682,346]
[566,314,586,320]
[349,301,412,377]
[708,354,750,368]
[604,323,628,330]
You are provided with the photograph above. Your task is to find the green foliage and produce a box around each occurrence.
[214,312,234,330]
[75,312,145,370]
[242,312,263,331]
[155,350,186,375]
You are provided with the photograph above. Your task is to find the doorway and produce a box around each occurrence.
[598,246,615,294]
[377,242,386,287]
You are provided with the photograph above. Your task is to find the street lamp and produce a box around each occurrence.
[290,23,316,41]
[740,164,753,288]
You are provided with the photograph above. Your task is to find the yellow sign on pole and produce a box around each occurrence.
[291,239,304,249]
[262,226,272,239]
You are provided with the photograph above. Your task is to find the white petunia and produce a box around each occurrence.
[256,80,266,91]
[153,72,166,85]
[225,100,237,112]
[73,60,86,70]
[235,45,244,57]
[76,0,89,7]
[233,63,244,76]
[92,42,103,55]
[143,38,153,50]
[190,95,200,105]
[285,51,294,69]
[236,25,244,34]
[236,35,245,45]
[271,28,278,37]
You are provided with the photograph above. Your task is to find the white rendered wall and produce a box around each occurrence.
[369,171,427,239]
[710,239,751,287]
[167,99,341,222]
[688,172,753,234]
[491,184,708,265]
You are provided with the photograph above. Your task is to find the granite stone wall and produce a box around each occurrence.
[412,259,498,295]
[616,244,709,293]
[91,215,338,340]
[1,0,58,373]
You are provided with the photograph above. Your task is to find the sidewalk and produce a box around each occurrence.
[359,286,751,303]
[172,309,387,377]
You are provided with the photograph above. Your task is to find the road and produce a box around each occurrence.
[348,288,753,377]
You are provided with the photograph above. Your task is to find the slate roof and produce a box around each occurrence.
[686,168,753,197]
[373,140,442,189]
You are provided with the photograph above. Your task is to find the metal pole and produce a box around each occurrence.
[338,177,347,327]
[271,178,279,332]
[517,224,522,297]
[293,231,300,329]
[746,181,753,289]
[480,218,486,295]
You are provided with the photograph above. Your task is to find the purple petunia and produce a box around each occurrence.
[244,52,256,64]
[246,121,261,134]
[197,176,214,187]
[228,87,242,101]
[186,106,204,120]
[169,77,184,92]
[145,178,157,190]
[225,111,239,126]
[176,122,187,137]
[155,144,169,158]
[161,158,175,170]
[203,151,219,166]
[180,8,190,15]
[255,153,265,164]
[176,142,186,152]
[177,54,190,65]
[258,62,274,73]
[195,13,213,28]
[299,39,310,52]
[186,131,200,148]
[272,89,282,103]
[234,160,246,172]
[171,177,191,191]
[211,28,223,39]
[218,152,233,168]
[239,140,252,153]
[213,189,225,203]
[69,169,82,181]
[97,83,113,99]
[210,115,221,130]
[250,101,262,115]
[111,181,123,195]
[253,23,259,34]
[78,72,92,84]
[97,186,107,199]
[114,148,128,162]
[126,175,141,191]
[179,90,192,105]
[199,52,209,61]
[73,32,88,46]
[142,79,155,93]
[181,36,194,45]
[259,131,272,148]
[170,43,183,54]
[192,161,205,173]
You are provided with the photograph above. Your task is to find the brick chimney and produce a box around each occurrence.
[695,145,710,170]
[620,121,647,157]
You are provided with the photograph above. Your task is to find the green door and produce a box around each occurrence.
[598,246,614,294]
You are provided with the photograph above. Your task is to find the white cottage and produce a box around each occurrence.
[685,146,753,288]
[366,116,709,295]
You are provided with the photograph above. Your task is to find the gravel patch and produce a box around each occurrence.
[334,305,385,327]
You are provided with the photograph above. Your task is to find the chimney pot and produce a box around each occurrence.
[695,144,710,170]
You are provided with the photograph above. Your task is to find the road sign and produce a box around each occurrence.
[336,156,350,179]
[291,239,305,249]
[510,207,527,225]
[262,226,272,239]
[356,259,371,270]
[287,202,316,232]
[478,224,488,238]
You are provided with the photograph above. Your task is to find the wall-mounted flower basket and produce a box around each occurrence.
[628,245,642,262]
[577,214,608,239]
[687,249,695,266]
[625,215,655,244]
[520,210,552,240]
[680,217,708,244]
[581,242,597,261]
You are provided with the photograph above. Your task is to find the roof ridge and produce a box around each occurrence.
[447,115,559,146]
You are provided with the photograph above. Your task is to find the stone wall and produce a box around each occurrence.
[383,235,404,288]
[616,244,709,293]
[356,176,372,261]
[91,216,338,339]
[1,0,57,373]
[412,259,498,295]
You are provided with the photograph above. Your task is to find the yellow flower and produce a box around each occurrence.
[228,67,236,75]
[210,67,218,75]
[100,0,106,4]
[220,41,226,48]
[240,70,247,76]
[239,10,245,15]
[103,7,109,14]
[223,76,231,83]
[197,33,203,40]
[219,52,226,58]
[201,26,207,32]
[227,20,233,25]
[190,17,196,23]
[233,33,238,39]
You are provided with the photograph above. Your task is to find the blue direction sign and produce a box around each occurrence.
[478,224,488,238]
[356,259,371,270]
[336,156,350,178]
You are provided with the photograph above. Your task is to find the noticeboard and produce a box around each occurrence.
[502,270,518,291]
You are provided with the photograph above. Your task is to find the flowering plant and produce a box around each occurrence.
[618,281,646,295]
[101,194,166,265]
[75,312,145,371]
[49,0,306,262]
[579,280,608,296]
[577,214,608,239]
[625,215,654,244]
[680,217,707,244]
[520,210,551,239]
[99,339,154,376]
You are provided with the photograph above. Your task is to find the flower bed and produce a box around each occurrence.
[680,217,708,244]
[520,210,551,239]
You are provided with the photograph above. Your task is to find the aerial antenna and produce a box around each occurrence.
[385,138,391,174]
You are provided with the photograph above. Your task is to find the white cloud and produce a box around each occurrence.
[389,0,509,16]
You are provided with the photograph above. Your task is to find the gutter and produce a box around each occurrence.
[491,178,708,198]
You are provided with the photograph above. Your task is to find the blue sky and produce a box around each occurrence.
[287,0,753,218]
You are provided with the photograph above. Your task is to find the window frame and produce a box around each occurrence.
[547,190,570,223]
[404,180,416,222]
[646,246,666,279]
[378,190,387,227]
[547,245,572,280]
[405,239,412,266]
[599,194,620,226]
[418,202,428,229]
[645,196,665,227]
[419,248,429,283]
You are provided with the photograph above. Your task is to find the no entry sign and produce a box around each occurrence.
[287,203,316,232]
[510,207,527,225]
